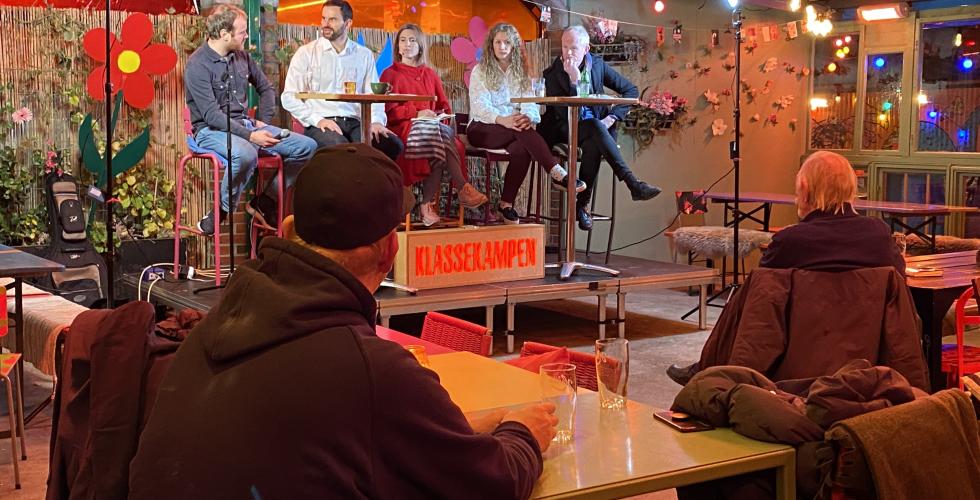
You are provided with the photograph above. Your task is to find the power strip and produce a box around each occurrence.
[142,266,167,282]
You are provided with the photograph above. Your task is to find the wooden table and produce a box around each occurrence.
[0,245,64,425]
[511,96,638,281]
[428,351,796,499]
[294,92,435,144]
[376,325,454,355]
[427,351,543,413]
[704,191,979,252]
[905,250,980,390]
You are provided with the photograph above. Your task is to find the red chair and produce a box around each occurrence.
[946,280,980,390]
[172,108,284,283]
[420,311,492,357]
[520,341,599,391]
[0,298,26,489]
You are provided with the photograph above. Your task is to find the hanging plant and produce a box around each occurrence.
[621,87,690,151]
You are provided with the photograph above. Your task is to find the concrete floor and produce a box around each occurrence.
[1,285,974,499]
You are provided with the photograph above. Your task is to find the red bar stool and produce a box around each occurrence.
[0,298,26,489]
[249,153,284,258]
[947,282,980,390]
[172,108,285,282]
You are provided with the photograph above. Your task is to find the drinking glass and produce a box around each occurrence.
[576,79,591,98]
[540,362,576,443]
[595,338,629,410]
[342,68,357,94]
[893,233,907,256]
[405,345,430,368]
[531,77,545,97]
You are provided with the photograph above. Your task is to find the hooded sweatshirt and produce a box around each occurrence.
[129,238,542,499]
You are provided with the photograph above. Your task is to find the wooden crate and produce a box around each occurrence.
[394,224,545,290]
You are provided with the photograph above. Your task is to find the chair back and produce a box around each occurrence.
[420,311,492,357]
[520,341,599,391]
[182,107,194,136]
[950,281,980,390]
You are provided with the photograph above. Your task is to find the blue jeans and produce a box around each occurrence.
[194,124,317,213]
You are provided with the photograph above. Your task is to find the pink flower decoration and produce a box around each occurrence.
[451,17,488,87]
[11,107,32,125]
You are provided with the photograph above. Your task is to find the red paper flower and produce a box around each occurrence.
[83,13,177,110]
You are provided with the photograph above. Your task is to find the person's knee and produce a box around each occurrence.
[232,144,258,167]
[307,128,348,149]
[580,118,604,132]
[293,135,318,158]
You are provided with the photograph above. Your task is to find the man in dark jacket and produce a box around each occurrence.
[129,143,557,499]
[538,25,660,231]
[667,151,908,385]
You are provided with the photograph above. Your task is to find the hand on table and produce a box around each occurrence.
[316,118,343,135]
[502,402,558,452]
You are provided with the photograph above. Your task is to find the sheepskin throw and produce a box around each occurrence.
[674,226,773,259]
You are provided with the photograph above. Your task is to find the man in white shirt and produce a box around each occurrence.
[281,0,403,161]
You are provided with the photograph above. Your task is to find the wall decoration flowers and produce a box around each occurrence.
[450,17,487,87]
[11,107,32,125]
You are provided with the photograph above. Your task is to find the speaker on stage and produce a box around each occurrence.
[118,238,186,277]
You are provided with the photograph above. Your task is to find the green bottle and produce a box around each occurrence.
[578,67,591,97]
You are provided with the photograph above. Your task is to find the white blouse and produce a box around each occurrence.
[467,63,540,125]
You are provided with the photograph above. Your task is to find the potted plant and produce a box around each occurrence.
[622,89,689,149]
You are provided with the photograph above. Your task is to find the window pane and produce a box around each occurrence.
[863,53,903,150]
[882,171,946,233]
[963,175,980,237]
[810,33,859,150]
[918,20,980,153]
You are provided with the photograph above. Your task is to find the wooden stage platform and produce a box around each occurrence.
[121,252,719,353]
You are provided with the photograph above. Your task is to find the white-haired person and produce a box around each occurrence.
[466,22,583,224]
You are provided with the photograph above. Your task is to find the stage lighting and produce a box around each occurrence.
[874,57,886,69]
[955,31,963,47]
[961,57,975,71]
[857,3,908,22]
[917,92,929,105]
[654,0,665,13]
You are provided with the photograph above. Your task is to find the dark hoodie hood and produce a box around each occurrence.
[195,237,378,363]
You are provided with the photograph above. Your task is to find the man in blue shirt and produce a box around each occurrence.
[185,5,317,235]
[538,26,661,231]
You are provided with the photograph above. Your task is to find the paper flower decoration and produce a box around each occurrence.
[723,52,736,71]
[789,118,798,131]
[83,13,177,109]
[711,118,727,136]
[767,114,779,126]
[775,95,795,109]
[761,80,774,95]
[721,89,732,97]
[750,113,760,122]
[669,70,679,79]
[762,57,778,73]
[451,17,488,87]
[801,66,811,76]
[11,107,32,125]
[703,89,720,111]
[745,40,758,54]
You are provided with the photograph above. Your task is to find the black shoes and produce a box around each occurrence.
[577,205,593,231]
[498,204,520,225]
[196,210,227,236]
[666,362,700,386]
[246,193,279,229]
[627,179,662,201]
[551,173,587,193]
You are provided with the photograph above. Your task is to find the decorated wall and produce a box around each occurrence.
[562,0,811,263]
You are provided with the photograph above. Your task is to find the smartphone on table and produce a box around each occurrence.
[653,411,714,432]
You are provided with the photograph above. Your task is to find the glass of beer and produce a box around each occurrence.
[405,345,430,368]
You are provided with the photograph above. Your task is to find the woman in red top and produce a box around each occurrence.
[380,24,487,226]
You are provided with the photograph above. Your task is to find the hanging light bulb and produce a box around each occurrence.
[836,49,846,58]
[955,30,963,47]
[835,38,844,47]
[788,0,801,12]
[654,0,665,13]
[806,5,817,22]
[917,91,929,105]
[844,35,852,43]
[878,113,887,122]
[827,62,838,72]
[727,0,739,8]
[835,94,842,103]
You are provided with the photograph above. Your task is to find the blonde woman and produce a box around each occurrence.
[467,23,583,224]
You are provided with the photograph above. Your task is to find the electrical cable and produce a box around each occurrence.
[608,165,735,252]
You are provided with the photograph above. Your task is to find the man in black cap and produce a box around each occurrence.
[129,143,557,499]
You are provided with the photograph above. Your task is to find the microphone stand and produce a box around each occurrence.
[104,0,115,306]
[195,58,236,293]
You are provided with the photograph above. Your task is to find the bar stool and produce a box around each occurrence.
[456,113,510,224]
[248,153,284,258]
[0,299,25,489]
[172,108,284,284]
